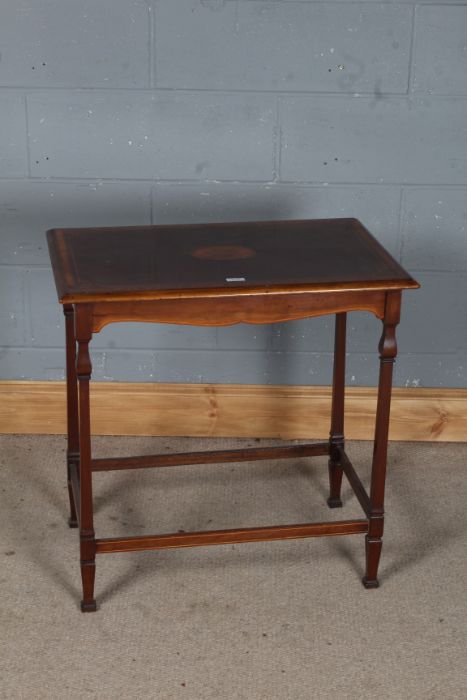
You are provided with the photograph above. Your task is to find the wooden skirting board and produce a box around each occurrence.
[0,380,466,441]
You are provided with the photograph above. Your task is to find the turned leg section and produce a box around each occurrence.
[64,305,79,528]
[328,313,346,508]
[76,305,97,612]
[362,292,400,589]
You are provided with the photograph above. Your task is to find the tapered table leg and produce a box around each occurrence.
[328,312,346,508]
[76,305,97,612]
[64,304,79,528]
[363,292,401,588]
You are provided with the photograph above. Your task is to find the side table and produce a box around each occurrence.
[47,218,419,611]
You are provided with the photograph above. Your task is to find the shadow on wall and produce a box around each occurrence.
[154,183,302,226]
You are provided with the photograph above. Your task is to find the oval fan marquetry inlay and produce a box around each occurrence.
[191,245,255,261]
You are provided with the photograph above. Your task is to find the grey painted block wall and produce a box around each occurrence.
[1,0,466,388]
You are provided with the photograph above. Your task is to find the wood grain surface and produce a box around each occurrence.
[1,381,465,442]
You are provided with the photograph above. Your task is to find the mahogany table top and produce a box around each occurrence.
[47,218,419,304]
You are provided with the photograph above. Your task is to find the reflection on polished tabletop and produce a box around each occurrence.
[47,218,418,303]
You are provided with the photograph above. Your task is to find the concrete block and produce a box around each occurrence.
[280,95,467,185]
[0,347,106,380]
[342,312,381,355]
[342,353,379,388]
[105,350,157,382]
[267,351,333,386]
[156,0,412,93]
[0,181,152,265]
[27,91,275,180]
[27,267,64,347]
[0,266,27,345]
[0,95,28,177]
[271,311,383,356]
[401,188,467,272]
[216,324,272,351]
[0,345,461,388]
[271,317,334,354]
[284,350,464,389]
[413,6,467,95]
[104,349,269,383]
[0,0,150,88]
[94,322,216,351]
[393,351,467,389]
[397,272,467,354]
